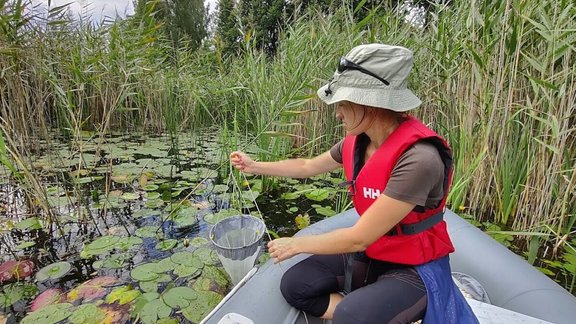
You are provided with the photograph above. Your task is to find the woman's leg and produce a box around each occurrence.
[280,254,346,317]
[332,267,427,324]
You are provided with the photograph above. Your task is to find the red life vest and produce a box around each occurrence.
[342,116,455,265]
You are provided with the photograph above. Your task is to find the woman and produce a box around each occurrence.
[230,44,478,324]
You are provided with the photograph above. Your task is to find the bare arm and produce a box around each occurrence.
[230,151,341,178]
[267,194,415,262]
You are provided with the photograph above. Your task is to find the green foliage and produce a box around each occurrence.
[238,0,288,55]
[215,0,241,58]
[295,213,310,229]
[106,286,141,305]
[36,262,72,281]
[0,283,38,308]
[68,304,106,324]
[21,303,73,324]
[133,0,207,50]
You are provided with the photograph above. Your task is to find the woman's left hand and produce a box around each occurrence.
[267,237,300,263]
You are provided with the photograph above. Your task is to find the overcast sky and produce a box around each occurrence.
[31,0,218,22]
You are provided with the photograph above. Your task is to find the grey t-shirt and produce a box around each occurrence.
[330,139,445,208]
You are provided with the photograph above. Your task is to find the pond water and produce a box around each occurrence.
[0,129,346,323]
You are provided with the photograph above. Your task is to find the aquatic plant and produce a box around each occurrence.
[35,262,72,282]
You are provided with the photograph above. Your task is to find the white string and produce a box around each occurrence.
[227,164,289,273]
[302,311,310,324]
[227,163,274,243]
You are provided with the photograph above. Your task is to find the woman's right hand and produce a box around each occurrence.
[230,151,256,174]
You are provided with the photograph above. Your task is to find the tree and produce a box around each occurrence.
[215,0,241,57]
[238,0,288,55]
[133,0,207,50]
[166,0,207,49]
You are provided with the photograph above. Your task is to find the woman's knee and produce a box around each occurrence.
[332,297,364,324]
[280,268,308,307]
[280,267,333,317]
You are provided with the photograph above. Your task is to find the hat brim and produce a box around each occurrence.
[317,84,421,112]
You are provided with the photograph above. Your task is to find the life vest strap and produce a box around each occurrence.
[389,212,444,235]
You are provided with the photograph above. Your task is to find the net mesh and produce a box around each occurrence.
[210,215,266,285]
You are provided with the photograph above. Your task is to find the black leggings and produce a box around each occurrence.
[280,254,427,324]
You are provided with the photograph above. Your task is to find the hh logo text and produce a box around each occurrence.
[362,187,381,199]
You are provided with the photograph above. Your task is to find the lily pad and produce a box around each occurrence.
[195,247,220,266]
[137,273,171,293]
[131,263,160,282]
[67,276,118,303]
[144,184,160,191]
[139,280,159,293]
[173,264,202,278]
[170,252,203,267]
[241,190,260,202]
[190,237,209,247]
[99,303,131,323]
[21,303,73,324]
[145,198,165,208]
[295,213,311,230]
[73,176,101,184]
[315,206,337,216]
[105,285,141,305]
[15,217,42,231]
[36,261,72,281]
[305,189,330,201]
[135,226,162,238]
[83,235,120,256]
[93,253,134,270]
[192,266,230,295]
[116,236,143,250]
[132,208,161,219]
[181,291,223,323]
[155,239,178,251]
[0,259,35,283]
[15,241,36,250]
[203,209,240,224]
[162,286,197,309]
[121,192,139,200]
[30,288,63,311]
[171,208,199,227]
[69,304,106,324]
[156,258,178,273]
[111,174,134,184]
[132,292,159,314]
[144,191,161,200]
[138,298,172,324]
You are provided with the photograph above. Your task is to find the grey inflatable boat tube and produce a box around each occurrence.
[203,209,576,324]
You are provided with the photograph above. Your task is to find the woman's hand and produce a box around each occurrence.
[267,237,300,263]
[230,151,256,174]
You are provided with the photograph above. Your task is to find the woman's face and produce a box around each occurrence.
[335,101,368,134]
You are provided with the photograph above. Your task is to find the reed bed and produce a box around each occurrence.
[1,0,574,257]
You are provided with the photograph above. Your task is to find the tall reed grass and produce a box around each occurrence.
[1,0,574,254]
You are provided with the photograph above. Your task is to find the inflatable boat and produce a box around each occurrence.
[201,209,576,324]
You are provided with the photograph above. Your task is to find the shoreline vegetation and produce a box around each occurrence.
[1,0,575,320]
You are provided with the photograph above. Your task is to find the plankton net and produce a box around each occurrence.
[210,215,266,285]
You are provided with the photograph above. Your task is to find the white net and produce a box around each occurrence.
[210,215,266,285]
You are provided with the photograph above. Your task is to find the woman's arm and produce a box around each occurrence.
[230,151,341,178]
[267,194,415,262]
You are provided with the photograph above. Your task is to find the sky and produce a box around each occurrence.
[31,0,218,22]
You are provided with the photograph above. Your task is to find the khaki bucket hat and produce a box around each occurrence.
[317,44,421,112]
